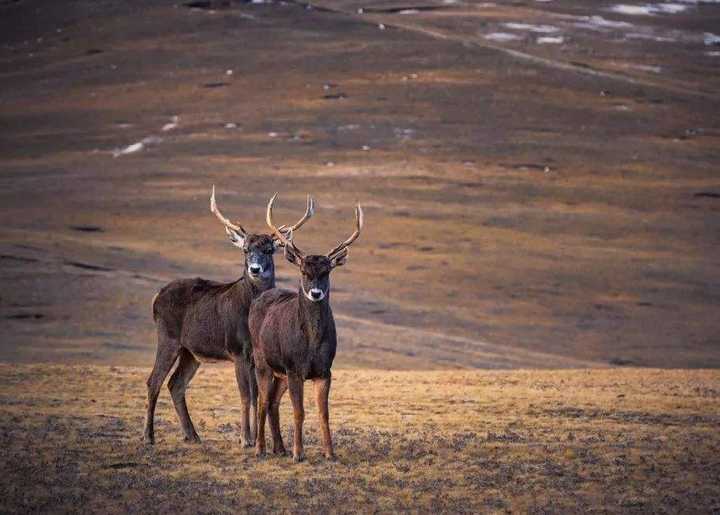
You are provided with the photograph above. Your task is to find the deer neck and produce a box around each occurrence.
[236,269,274,299]
[298,283,330,345]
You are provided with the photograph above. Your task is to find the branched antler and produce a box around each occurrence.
[327,205,363,260]
[267,194,362,261]
[278,195,315,237]
[213,186,314,242]
[266,193,306,257]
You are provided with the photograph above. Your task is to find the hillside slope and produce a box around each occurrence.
[2,0,720,369]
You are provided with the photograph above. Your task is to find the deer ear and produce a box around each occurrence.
[272,237,283,250]
[225,227,246,249]
[330,249,348,268]
[284,245,302,267]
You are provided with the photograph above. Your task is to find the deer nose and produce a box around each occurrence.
[249,264,262,275]
[309,288,324,301]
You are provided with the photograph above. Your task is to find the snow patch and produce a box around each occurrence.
[610,3,690,15]
[503,22,560,33]
[485,32,522,42]
[161,115,179,132]
[626,63,662,73]
[573,15,634,29]
[704,33,720,46]
[537,36,564,44]
[112,136,162,158]
[113,142,143,157]
[625,32,677,42]
[659,3,691,12]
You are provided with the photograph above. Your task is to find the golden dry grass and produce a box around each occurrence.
[1,364,718,513]
[3,0,720,372]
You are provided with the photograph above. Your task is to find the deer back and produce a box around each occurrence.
[154,276,262,361]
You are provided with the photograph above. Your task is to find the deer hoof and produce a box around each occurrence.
[255,448,266,459]
[143,435,155,445]
[272,447,287,456]
[293,453,305,463]
[240,438,255,448]
[184,434,201,444]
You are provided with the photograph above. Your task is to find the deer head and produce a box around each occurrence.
[266,193,363,302]
[210,186,315,282]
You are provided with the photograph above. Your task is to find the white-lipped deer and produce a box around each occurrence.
[249,194,363,461]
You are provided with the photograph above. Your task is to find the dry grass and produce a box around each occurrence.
[1,364,718,513]
[3,0,720,371]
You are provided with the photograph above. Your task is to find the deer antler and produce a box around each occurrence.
[266,193,306,257]
[327,205,363,260]
[210,185,247,235]
[278,194,315,237]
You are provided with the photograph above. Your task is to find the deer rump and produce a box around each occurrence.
[249,288,337,380]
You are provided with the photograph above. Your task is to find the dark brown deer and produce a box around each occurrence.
[249,194,363,462]
[144,187,314,446]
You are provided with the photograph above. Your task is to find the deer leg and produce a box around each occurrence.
[287,374,305,463]
[167,348,201,443]
[249,364,258,444]
[255,366,273,457]
[234,359,255,447]
[269,377,288,455]
[144,324,180,444]
[313,375,334,460]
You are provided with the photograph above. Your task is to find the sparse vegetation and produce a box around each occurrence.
[1,364,718,513]
[2,0,720,512]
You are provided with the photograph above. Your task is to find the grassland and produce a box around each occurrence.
[1,364,718,513]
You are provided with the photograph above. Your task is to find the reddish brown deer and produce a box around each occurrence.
[144,187,314,446]
[249,194,363,462]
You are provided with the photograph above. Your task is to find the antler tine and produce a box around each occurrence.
[281,194,315,234]
[210,185,247,235]
[266,193,305,255]
[327,205,364,259]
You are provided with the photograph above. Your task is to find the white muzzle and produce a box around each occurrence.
[305,287,326,302]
